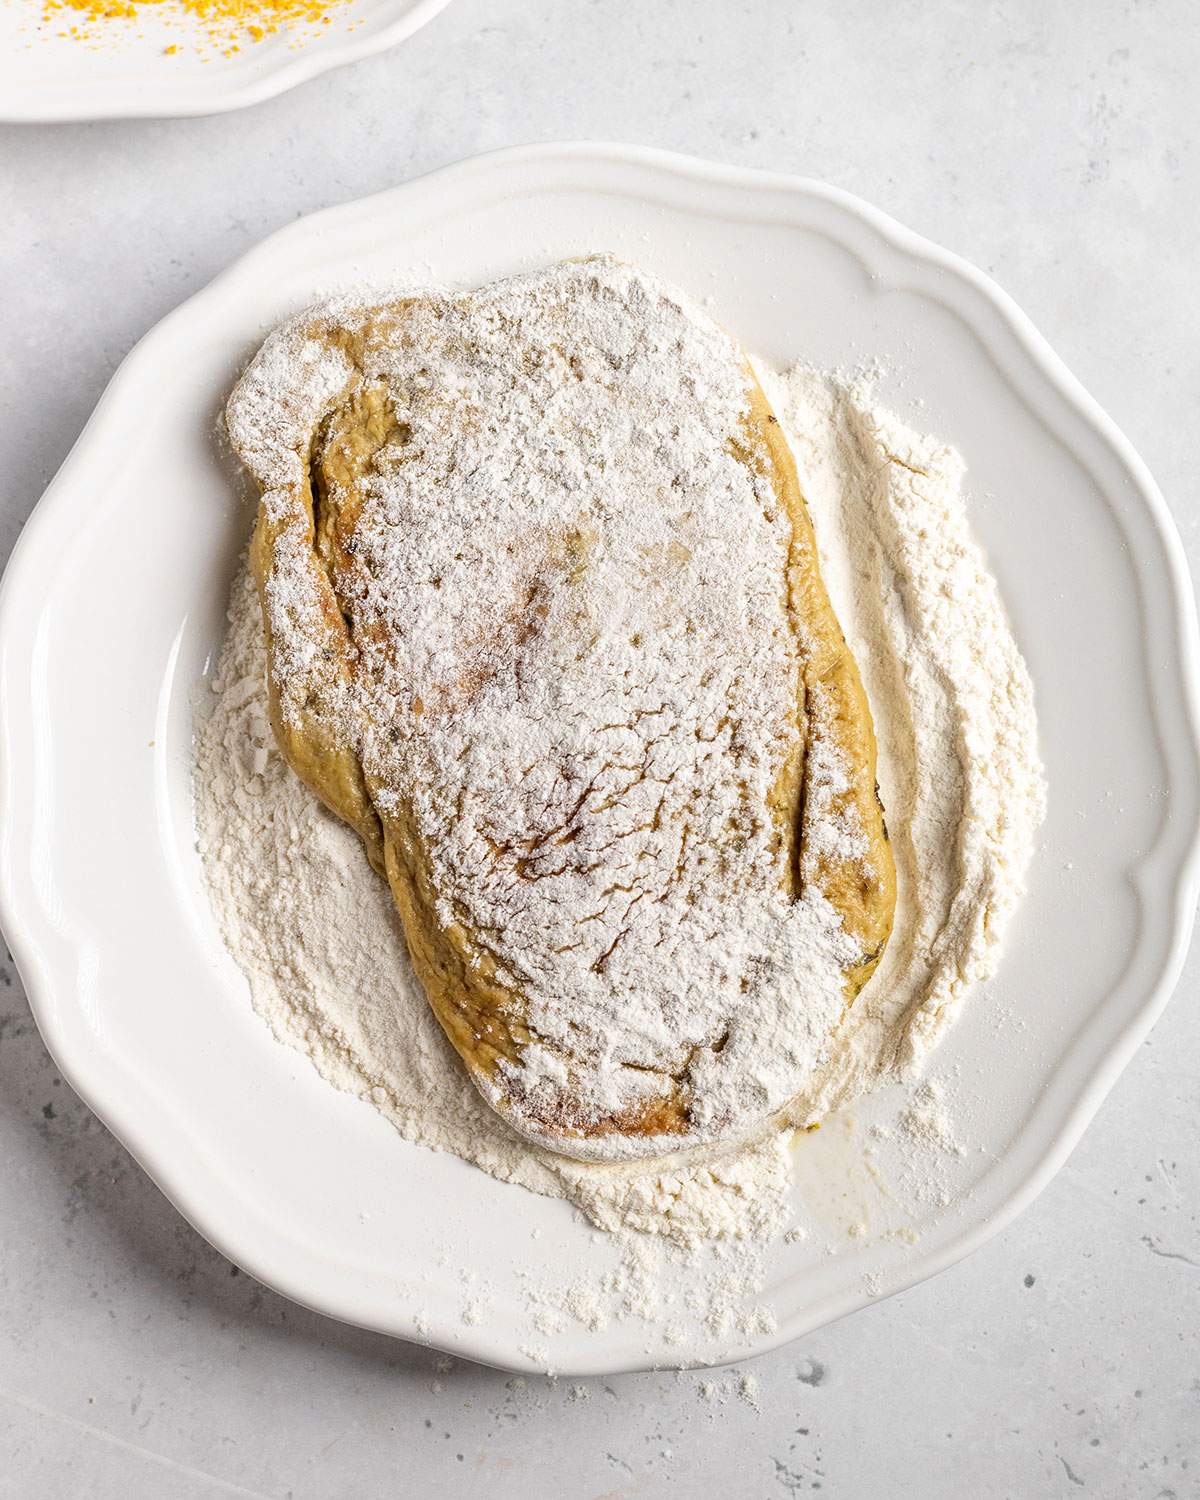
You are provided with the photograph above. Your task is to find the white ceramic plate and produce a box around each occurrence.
[2,144,1198,1376]
[0,0,451,121]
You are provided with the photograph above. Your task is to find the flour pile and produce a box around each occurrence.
[194,364,1044,1270]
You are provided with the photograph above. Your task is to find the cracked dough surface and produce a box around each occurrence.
[226,256,895,1160]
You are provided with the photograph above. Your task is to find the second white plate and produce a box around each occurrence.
[0,0,452,120]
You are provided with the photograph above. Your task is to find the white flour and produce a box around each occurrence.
[759,364,1045,1105]
[194,362,1044,1281]
[898,1079,964,1156]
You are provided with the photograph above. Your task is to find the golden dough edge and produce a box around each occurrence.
[234,314,546,1117]
[744,369,897,1002]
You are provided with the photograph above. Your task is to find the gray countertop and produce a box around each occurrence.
[2,3,1198,1495]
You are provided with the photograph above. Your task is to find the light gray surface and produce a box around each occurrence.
[1,2,1197,1496]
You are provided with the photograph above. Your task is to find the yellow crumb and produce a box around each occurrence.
[39,0,352,51]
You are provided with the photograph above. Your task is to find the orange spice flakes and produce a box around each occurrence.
[38,0,353,51]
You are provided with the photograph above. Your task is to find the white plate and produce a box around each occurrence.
[0,0,452,121]
[2,144,1198,1376]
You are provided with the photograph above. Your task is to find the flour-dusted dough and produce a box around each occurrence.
[225,257,895,1160]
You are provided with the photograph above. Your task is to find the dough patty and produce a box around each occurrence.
[226,256,896,1161]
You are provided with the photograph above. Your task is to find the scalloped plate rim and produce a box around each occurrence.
[2,143,1198,1375]
[0,0,454,122]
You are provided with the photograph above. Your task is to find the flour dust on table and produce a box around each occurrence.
[194,362,1044,1356]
